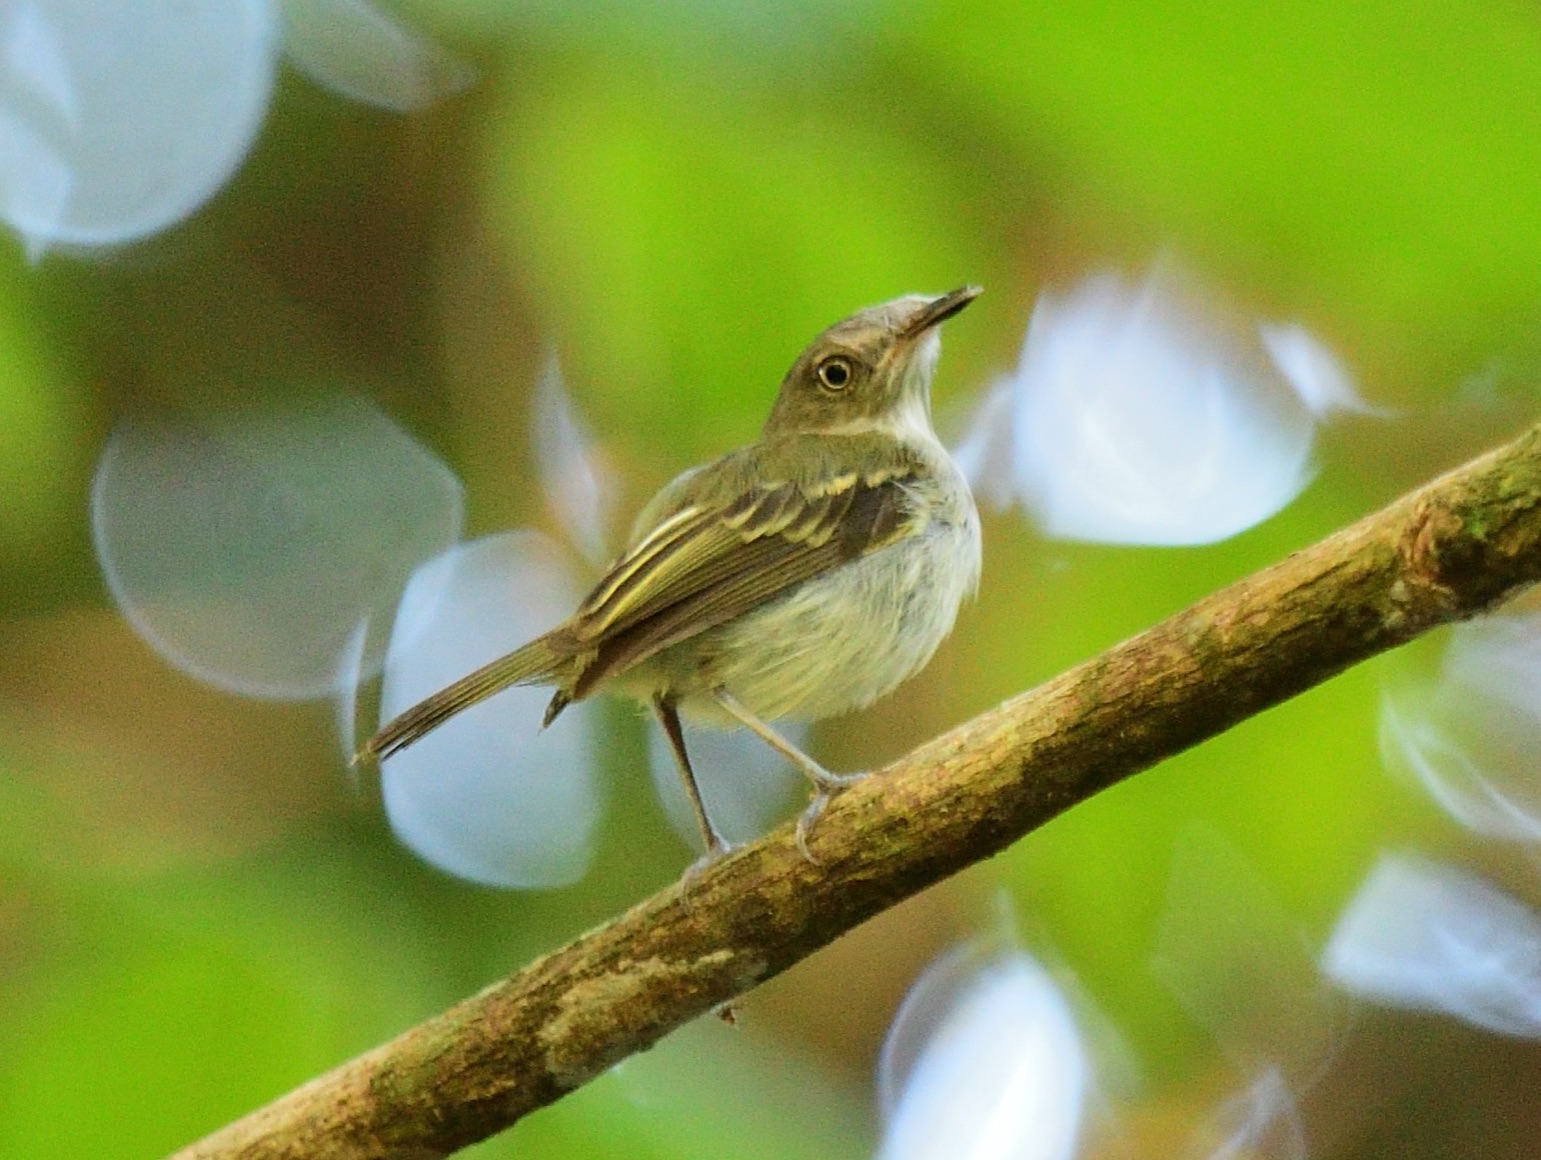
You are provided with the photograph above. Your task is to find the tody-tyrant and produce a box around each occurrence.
[359,287,983,862]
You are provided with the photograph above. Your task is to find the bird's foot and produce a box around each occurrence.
[794,769,869,864]
[680,836,735,901]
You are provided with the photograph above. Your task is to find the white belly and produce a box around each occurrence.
[662,511,981,724]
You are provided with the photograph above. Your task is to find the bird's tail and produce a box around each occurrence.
[356,637,563,765]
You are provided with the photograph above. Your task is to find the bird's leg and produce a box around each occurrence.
[653,694,733,873]
[711,688,866,863]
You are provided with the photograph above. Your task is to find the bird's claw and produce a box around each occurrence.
[680,836,735,901]
[794,769,869,863]
[795,795,829,863]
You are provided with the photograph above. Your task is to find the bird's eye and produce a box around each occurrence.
[816,357,853,391]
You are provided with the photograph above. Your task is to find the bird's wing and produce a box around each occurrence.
[551,461,921,701]
[358,441,926,761]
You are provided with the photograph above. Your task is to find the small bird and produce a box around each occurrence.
[359,288,983,862]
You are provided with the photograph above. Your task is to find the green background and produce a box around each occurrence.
[3,0,1540,1155]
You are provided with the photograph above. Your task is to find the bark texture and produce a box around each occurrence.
[173,423,1541,1160]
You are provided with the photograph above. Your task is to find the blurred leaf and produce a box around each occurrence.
[0,853,433,1159]
[397,0,881,53]
[0,260,83,562]
[281,0,476,112]
[91,396,464,701]
[899,0,1541,392]
[482,59,1004,461]
[0,0,279,254]
[482,1019,868,1159]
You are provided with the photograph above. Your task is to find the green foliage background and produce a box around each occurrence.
[3,0,1540,1155]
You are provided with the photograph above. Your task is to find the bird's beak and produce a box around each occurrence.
[899,285,983,341]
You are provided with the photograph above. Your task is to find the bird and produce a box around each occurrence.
[358,287,983,863]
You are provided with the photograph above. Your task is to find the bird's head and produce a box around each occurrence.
[764,286,981,438]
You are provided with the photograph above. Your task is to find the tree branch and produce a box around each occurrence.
[173,422,1541,1160]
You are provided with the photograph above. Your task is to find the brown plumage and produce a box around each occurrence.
[359,288,982,861]
[362,451,920,761]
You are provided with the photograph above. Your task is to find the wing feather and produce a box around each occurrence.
[575,505,711,620]
[560,475,918,700]
[572,519,741,641]
[362,432,938,756]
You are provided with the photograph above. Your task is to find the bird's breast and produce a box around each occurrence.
[672,501,980,724]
